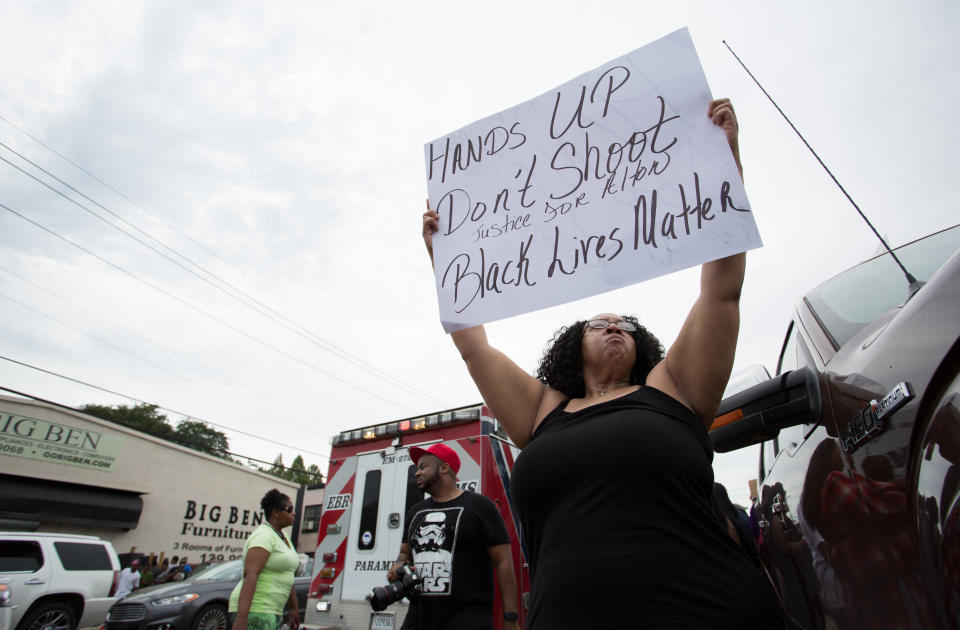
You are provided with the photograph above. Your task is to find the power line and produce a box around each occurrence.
[0,356,329,459]
[0,263,329,424]
[0,136,448,408]
[0,198,414,411]
[0,291,325,433]
[0,114,288,292]
[0,113,386,398]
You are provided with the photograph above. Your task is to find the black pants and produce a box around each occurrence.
[401,600,492,630]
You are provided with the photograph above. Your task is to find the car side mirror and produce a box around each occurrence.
[709,367,821,452]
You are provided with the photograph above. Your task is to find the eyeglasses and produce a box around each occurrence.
[282,505,295,513]
[584,319,637,332]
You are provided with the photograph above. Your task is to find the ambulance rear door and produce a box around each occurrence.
[339,447,423,601]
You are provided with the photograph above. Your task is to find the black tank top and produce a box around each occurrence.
[511,387,784,629]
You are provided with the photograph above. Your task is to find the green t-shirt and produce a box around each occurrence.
[229,523,300,615]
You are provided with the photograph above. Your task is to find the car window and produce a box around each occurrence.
[296,556,314,578]
[777,423,806,456]
[302,504,322,534]
[191,559,243,582]
[0,540,44,572]
[764,321,801,460]
[54,542,113,571]
[776,321,799,375]
[760,439,776,481]
[805,224,960,348]
[404,463,425,522]
[775,322,818,457]
[357,470,382,550]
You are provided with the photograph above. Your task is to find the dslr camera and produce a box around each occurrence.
[369,564,422,611]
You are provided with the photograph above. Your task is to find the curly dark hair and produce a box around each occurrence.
[535,315,664,398]
[260,488,291,518]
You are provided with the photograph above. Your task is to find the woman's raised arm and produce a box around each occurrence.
[646,99,746,426]
[423,205,560,448]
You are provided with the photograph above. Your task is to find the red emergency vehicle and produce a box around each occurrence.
[304,404,529,630]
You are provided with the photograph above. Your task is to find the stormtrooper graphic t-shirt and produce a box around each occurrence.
[403,490,510,629]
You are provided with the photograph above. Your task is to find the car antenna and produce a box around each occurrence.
[722,40,924,295]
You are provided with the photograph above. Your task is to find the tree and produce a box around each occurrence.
[80,403,174,440]
[286,455,314,485]
[80,403,232,460]
[262,453,323,485]
[268,454,286,477]
[174,420,231,459]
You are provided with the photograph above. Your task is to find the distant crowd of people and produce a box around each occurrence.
[115,555,194,598]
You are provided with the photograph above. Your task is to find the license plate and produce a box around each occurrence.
[370,612,395,630]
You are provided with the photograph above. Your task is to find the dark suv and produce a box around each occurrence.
[710,224,960,629]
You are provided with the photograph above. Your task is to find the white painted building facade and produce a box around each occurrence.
[0,394,322,563]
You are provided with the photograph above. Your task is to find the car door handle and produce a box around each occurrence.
[25,578,45,585]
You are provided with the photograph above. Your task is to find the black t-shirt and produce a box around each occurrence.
[511,387,785,629]
[402,490,510,630]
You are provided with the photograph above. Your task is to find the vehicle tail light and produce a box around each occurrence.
[314,584,333,596]
[319,567,336,578]
[322,552,337,563]
[109,570,120,597]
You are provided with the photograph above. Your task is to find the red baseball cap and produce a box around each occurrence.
[409,443,461,474]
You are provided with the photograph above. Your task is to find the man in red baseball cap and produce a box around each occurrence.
[409,443,461,484]
[387,442,519,630]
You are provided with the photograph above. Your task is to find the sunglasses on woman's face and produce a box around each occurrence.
[584,319,637,333]
[282,505,295,513]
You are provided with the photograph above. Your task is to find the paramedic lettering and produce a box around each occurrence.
[423,28,761,332]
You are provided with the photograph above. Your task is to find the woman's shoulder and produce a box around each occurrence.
[530,388,570,436]
[246,523,279,548]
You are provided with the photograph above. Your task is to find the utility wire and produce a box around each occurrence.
[0,199,413,411]
[0,114,306,305]
[1,150,421,404]
[0,114,377,401]
[0,115,229,260]
[0,264,328,424]
[0,384,324,482]
[0,138,448,408]
[0,356,328,459]
[0,291,324,433]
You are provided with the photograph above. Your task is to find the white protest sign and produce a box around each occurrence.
[424,28,761,332]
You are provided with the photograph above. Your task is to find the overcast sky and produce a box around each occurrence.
[1,1,956,506]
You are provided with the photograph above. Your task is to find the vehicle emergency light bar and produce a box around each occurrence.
[331,404,483,446]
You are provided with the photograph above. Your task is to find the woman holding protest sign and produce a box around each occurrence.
[422,99,785,628]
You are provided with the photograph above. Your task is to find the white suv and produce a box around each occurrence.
[0,532,120,630]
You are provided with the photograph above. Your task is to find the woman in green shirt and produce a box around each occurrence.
[229,489,301,630]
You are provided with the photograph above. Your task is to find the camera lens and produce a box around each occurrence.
[369,582,407,611]
[368,566,422,611]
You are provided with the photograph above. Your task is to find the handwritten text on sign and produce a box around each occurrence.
[424,28,762,332]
